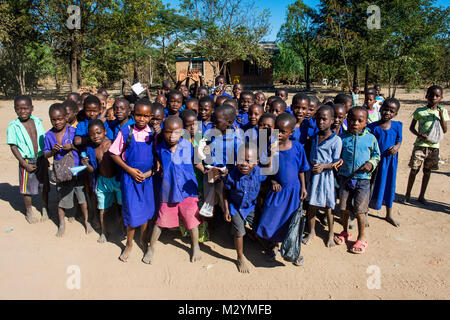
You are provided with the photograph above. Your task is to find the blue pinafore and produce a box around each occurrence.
[120,125,155,228]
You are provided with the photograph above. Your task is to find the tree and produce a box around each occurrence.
[273,44,304,85]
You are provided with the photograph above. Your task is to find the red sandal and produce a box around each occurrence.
[334,231,352,245]
[350,240,368,254]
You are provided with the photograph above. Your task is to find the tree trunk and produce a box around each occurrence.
[364,64,369,93]
[77,55,82,87]
[70,32,78,92]
[133,63,139,84]
[353,64,358,89]
[149,56,153,86]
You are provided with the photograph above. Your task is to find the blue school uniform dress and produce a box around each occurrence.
[156,138,198,203]
[201,120,214,135]
[236,111,249,128]
[307,133,342,209]
[120,125,155,228]
[108,117,135,140]
[367,121,402,210]
[290,118,317,146]
[256,141,310,242]
[241,123,258,145]
[207,127,243,168]
[75,119,114,140]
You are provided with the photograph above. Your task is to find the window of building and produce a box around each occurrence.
[190,61,204,75]
[243,61,262,76]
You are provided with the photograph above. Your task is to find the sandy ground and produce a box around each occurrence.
[0,87,449,300]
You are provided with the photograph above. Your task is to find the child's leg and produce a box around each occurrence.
[80,201,93,234]
[179,197,202,262]
[325,207,335,247]
[303,205,317,245]
[23,195,39,224]
[139,222,149,247]
[56,207,66,237]
[404,169,419,201]
[40,187,49,222]
[119,226,136,262]
[97,209,107,243]
[188,226,202,262]
[418,169,431,204]
[234,236,249,273]
[385,206,399,227]
[142,224,161,264]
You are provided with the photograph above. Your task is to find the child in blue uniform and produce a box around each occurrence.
[368,98,402,227]
[256,113,309,261]
[242,104,264,145]
[302,105,342,247]
[290,93,310,145]
[198,96,214,135]
[268,98,287,117]
[110,99,156,262]
[108,98,135,140]
[224,144,266,273]
[144,116,207,264]
[236,91,255,128]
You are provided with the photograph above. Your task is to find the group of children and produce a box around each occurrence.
[6,76,448,273]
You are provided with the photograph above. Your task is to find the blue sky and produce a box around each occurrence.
[163,0,450,41]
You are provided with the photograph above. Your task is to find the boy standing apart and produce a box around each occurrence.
[7,95,50,224]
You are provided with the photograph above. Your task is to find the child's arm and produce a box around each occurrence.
[222,189,232,222]
[361,137,381,173]
[81,156,95,173]
[409,119,428,141]
[44,143,63,159]
[439,107,448,134]
[387,142,402,156]
[271,179,281,192]
[311,162,338,174]
[74,135,90,148]
[110,154,145,183]
[10,145,36,173]
[298,172,307,200]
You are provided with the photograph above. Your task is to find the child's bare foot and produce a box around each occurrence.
[84,221,94,234]
[237,256,250,273]
[418,197,429,205]
[142,246,154,264]
[119,245,133,262]
[68,217,75,223]
[400,194,411,204]
[386,216,400,227]
[326,237,336,248]
[302,232,314,245]
[191,245,202,262]
[56,225,65,237]
[40,207,49,222]
[293,256,305,266]
[25,208,39,224]
[97,233,107,243]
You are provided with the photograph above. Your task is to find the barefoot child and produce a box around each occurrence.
[110,99,156,262]
[223,143,267,273]
[82,120,122,243]
[256,113,309,262]
[303,105,342,247]
[368,98,402,227]
[143,116,206,264]
[7,95,50,224]
[334,107,380,254]
[404,85,448,204]
[44,104,90,237]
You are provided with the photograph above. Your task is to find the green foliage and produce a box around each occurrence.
[273,44,304,84]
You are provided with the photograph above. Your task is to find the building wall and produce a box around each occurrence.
[175,60,219,88]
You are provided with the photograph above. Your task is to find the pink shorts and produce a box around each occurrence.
[156,197,202,230]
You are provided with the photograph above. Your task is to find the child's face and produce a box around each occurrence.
[426,88,442,107]
[163,121,183,147]
[88,125,106,146]
[106,108,115,121]
[334,106,347,127]
[306,102,317,119]
[185,101,199,114]
[354,87,360,94]
[150,110,164,128]
[156,95,167,106]
[14,99,33,122]
[67,94,79,104]
[276,121,294,143]
[239,94,254,112]
[199,102,213,121]
[95,94,107,111]
[269,101,285,117]
[344,100,352,112]
[65,107,76,124]
[375,86,381,95]
[380,102,398,122]
[291,99,308,123]
[248,105,264,127]
[316,109,333,132]
[255,93,266,107]
[213,111,230,133]
[237,148,257,175]
[215,77,225,87]
[276,90,288,101]
[259,117,275,130]
[364,95,376,109]
[85,103,101,120]
[179,85,190,99]
[50,109,67,132]
[168,94,183,113]
[233,84,243,98]
[183,115,198,138]
[134,104,152,130]
[113,101,131,122]
[348,109,367,134]
[197,89,208,100]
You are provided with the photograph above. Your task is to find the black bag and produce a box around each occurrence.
[281,202,306,263]
[52,151,75,183]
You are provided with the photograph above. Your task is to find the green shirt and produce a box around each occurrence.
[412,105,449,148]
[6,115,46,159]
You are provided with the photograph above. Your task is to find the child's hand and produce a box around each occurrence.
[81,157,90,166]
[153,124,161,135]
[224,211,231,222]
[128,168,145,183]
[419,133,428,141]
[219,167,228,178]
[271,180,282,192]
[360,162,373,173]
[332,159,344,170]
[52,144,62,154]
[387,145,400,155]
[142,170,153,179]
[62,143,73,151]
[312,163,325,174]
[24,163,37,173]
[300,187,307,200]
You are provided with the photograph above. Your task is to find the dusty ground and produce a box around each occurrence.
[0,86,449,300]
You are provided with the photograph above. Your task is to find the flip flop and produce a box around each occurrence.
[350,240,368,254]
[334,231,352,245]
